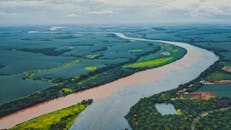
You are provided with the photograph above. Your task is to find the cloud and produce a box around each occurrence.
[0,12,21,17]
[0,0,79,11]
[164,0,231,17]
[92,0,165,7]
[1,0,231,17]
[67,13,79,17]
[49,26,64,31]
[0,0,46,7]
[88,10,114,15]
[0,0,231,24]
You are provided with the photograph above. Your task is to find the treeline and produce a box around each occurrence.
[195,108,231,130]
[126,90,231,130]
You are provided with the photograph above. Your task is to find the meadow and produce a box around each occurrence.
[10,100,92,130]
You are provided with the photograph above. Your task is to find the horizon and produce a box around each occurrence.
[1,22,231,27]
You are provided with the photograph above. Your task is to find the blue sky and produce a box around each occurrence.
[0,0,231,25]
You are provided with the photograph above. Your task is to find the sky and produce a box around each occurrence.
[0,0,231,25]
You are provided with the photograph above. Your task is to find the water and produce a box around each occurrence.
[70,36,218,130]
[155,103,178,115]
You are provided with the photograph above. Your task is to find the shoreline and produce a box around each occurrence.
[0,33,217,129]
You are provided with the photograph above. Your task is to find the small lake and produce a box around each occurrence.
[155,103,178,115]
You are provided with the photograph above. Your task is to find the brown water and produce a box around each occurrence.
[0,33,218,130]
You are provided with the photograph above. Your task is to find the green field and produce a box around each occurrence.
[123,44,186,69]
[128,49,143,53]
[205,71,231,82]
[62,88,74,94]
[123,57,173,68]
[10,101,92,130]
[84,66,97,71]
[86,53,101,59]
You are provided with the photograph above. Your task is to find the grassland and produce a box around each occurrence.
[23,58,83,81]
[205,71,231,82]
[86,53,101,59]
[62,88,74,94]
[123,57,173,69]
[123,44,186,69]
[10,100,92,130]
[128,49,143,53]
[23,53,101,82]
[84,66,97,71]
[137,53,164,62]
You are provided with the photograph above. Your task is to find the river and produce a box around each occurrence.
[0,33,218,130]
[70,33,218,130]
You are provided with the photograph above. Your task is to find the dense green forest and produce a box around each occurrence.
[195,108,231,130]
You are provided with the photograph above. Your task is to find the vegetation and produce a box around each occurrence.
[84,66,97,71]
[128,49,143,53]
[0,64,5,69]
[126,87,231,130]
[126,35,231,129]
[62,88,74,94]
[23,58,83,82]
[2,26,231,129]
[10,100,92,130]
[0,42,186,118]
[123,57,173,69]
[123,45,186,69]
[126,37,231,130]
[195,108,231,130]
[17,48,71,56]
[197,84,231,98]
[205,71,231,82]
[86,53,101,59]
[137,53,164,62]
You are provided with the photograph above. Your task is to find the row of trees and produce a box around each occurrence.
[195,108,231,130]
